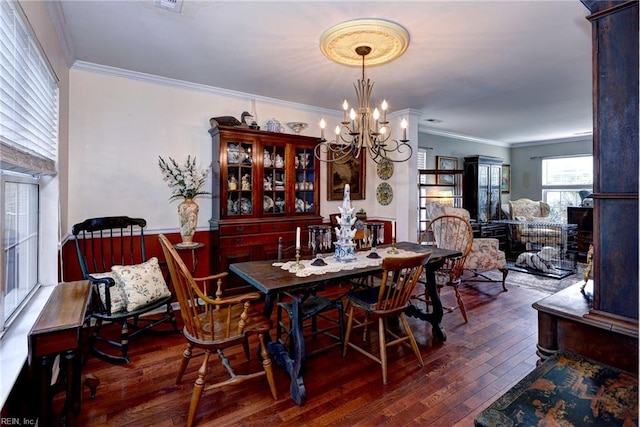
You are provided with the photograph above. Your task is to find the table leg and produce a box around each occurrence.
[406,266,447,341]
[263,292,307,405]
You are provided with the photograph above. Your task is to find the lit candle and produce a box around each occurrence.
[350,108,356,132]
[381,100,388,122]
[373,108,380,132]
[342,100,349,122]
[319,118,326,140]
[296,226,301,249]
[401,118,408,141]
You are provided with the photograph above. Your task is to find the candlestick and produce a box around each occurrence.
[289,246,305,272]
[388,220,399,254]
[295,226,301,249]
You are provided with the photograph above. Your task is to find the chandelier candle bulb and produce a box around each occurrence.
[381,100,388,123]
[401,119,408,141]
[320,118,326,140]
[343,100,349,123]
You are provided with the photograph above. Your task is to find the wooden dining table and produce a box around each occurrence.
[229,241,461,405]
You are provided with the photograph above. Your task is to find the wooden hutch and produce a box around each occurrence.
[463,155,503,222]
[208,125,323,293]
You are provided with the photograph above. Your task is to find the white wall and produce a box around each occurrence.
[67,66,344,234]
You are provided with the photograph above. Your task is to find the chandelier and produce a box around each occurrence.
[315,19,412,164]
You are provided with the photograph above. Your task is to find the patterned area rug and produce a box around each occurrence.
[475,351,638,427]
[462,267,586,294]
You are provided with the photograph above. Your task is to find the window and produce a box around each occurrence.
[541,156,593,222]
[0,0,58,333]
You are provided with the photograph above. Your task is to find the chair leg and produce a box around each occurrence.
[120,320,130,361]
[452,285,468,323]
[177,343,193,384]
[336,299,345,345]
[400,313,424,368]
[186,349,210,427]
[499,268,509,292]
[378,318,388,385]
[258,333,277,399]
[342,303,354,357]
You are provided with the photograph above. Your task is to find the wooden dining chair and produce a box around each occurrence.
[418,214,474,322]
[158,234,277,427]
[342,252,432,384]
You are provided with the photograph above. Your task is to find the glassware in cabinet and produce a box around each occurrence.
[294,147,316,214]
[225,141,255,217]
[262,143,287,215]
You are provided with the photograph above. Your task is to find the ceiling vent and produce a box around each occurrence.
[153,0,183,13]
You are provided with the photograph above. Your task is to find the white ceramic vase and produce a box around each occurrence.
[177,198,199,245]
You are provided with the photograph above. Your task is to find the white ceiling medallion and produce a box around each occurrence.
[319,19,410,67]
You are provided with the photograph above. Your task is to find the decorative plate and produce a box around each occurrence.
[376,182,393,205]
[376,158,394,180]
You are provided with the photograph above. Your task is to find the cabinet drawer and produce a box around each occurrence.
[259,222,292,233]
[220,232,286,247]
[219,224,260,236]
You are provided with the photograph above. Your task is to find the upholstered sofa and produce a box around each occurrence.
[503,198,574,250]
[425,202,508,290]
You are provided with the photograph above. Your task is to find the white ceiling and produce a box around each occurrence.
[55,0,594,146]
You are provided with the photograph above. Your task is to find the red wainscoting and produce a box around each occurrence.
[59,231,213,286]
[59,218,393,286]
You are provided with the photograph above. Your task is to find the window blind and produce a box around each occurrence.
[0,0,58,175]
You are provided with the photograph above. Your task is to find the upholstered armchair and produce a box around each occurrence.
[425,202,508,291]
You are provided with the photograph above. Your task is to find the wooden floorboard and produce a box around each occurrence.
[66,277,575,426]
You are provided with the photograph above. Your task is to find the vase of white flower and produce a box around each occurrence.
[177,198,199,245]
[158,155,211,245]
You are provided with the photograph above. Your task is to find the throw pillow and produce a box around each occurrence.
[90,272,128,314]
[112,257,171,312]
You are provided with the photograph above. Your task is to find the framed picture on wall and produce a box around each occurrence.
[501,164,511,193]
[436,156,458,185]
[327,150,366,200]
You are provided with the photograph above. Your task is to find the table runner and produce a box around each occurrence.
[273,248,420,277]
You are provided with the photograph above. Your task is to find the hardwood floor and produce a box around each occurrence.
[68,279,563,426]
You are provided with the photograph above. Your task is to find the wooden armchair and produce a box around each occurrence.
[418,214,474,322]
[72,216,178,364]
[342,252,432,384]
[425,202,509,290]
[158,234,277,427]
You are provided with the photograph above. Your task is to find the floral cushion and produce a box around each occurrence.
[90,271,128,313]
[112,257,171,312]
[465,238,507,270]
[509,199,551,221]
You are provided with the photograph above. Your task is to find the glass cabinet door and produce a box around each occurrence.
[262,142,286,216]
[294,147,316,214]
[225,140,255,217]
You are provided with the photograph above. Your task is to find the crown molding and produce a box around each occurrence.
[46,0,75,67]
[70,61,338,116]
[418,127,511,148]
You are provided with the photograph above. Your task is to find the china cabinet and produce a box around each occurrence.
[209,125,322,293]
[463,155,503,222]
